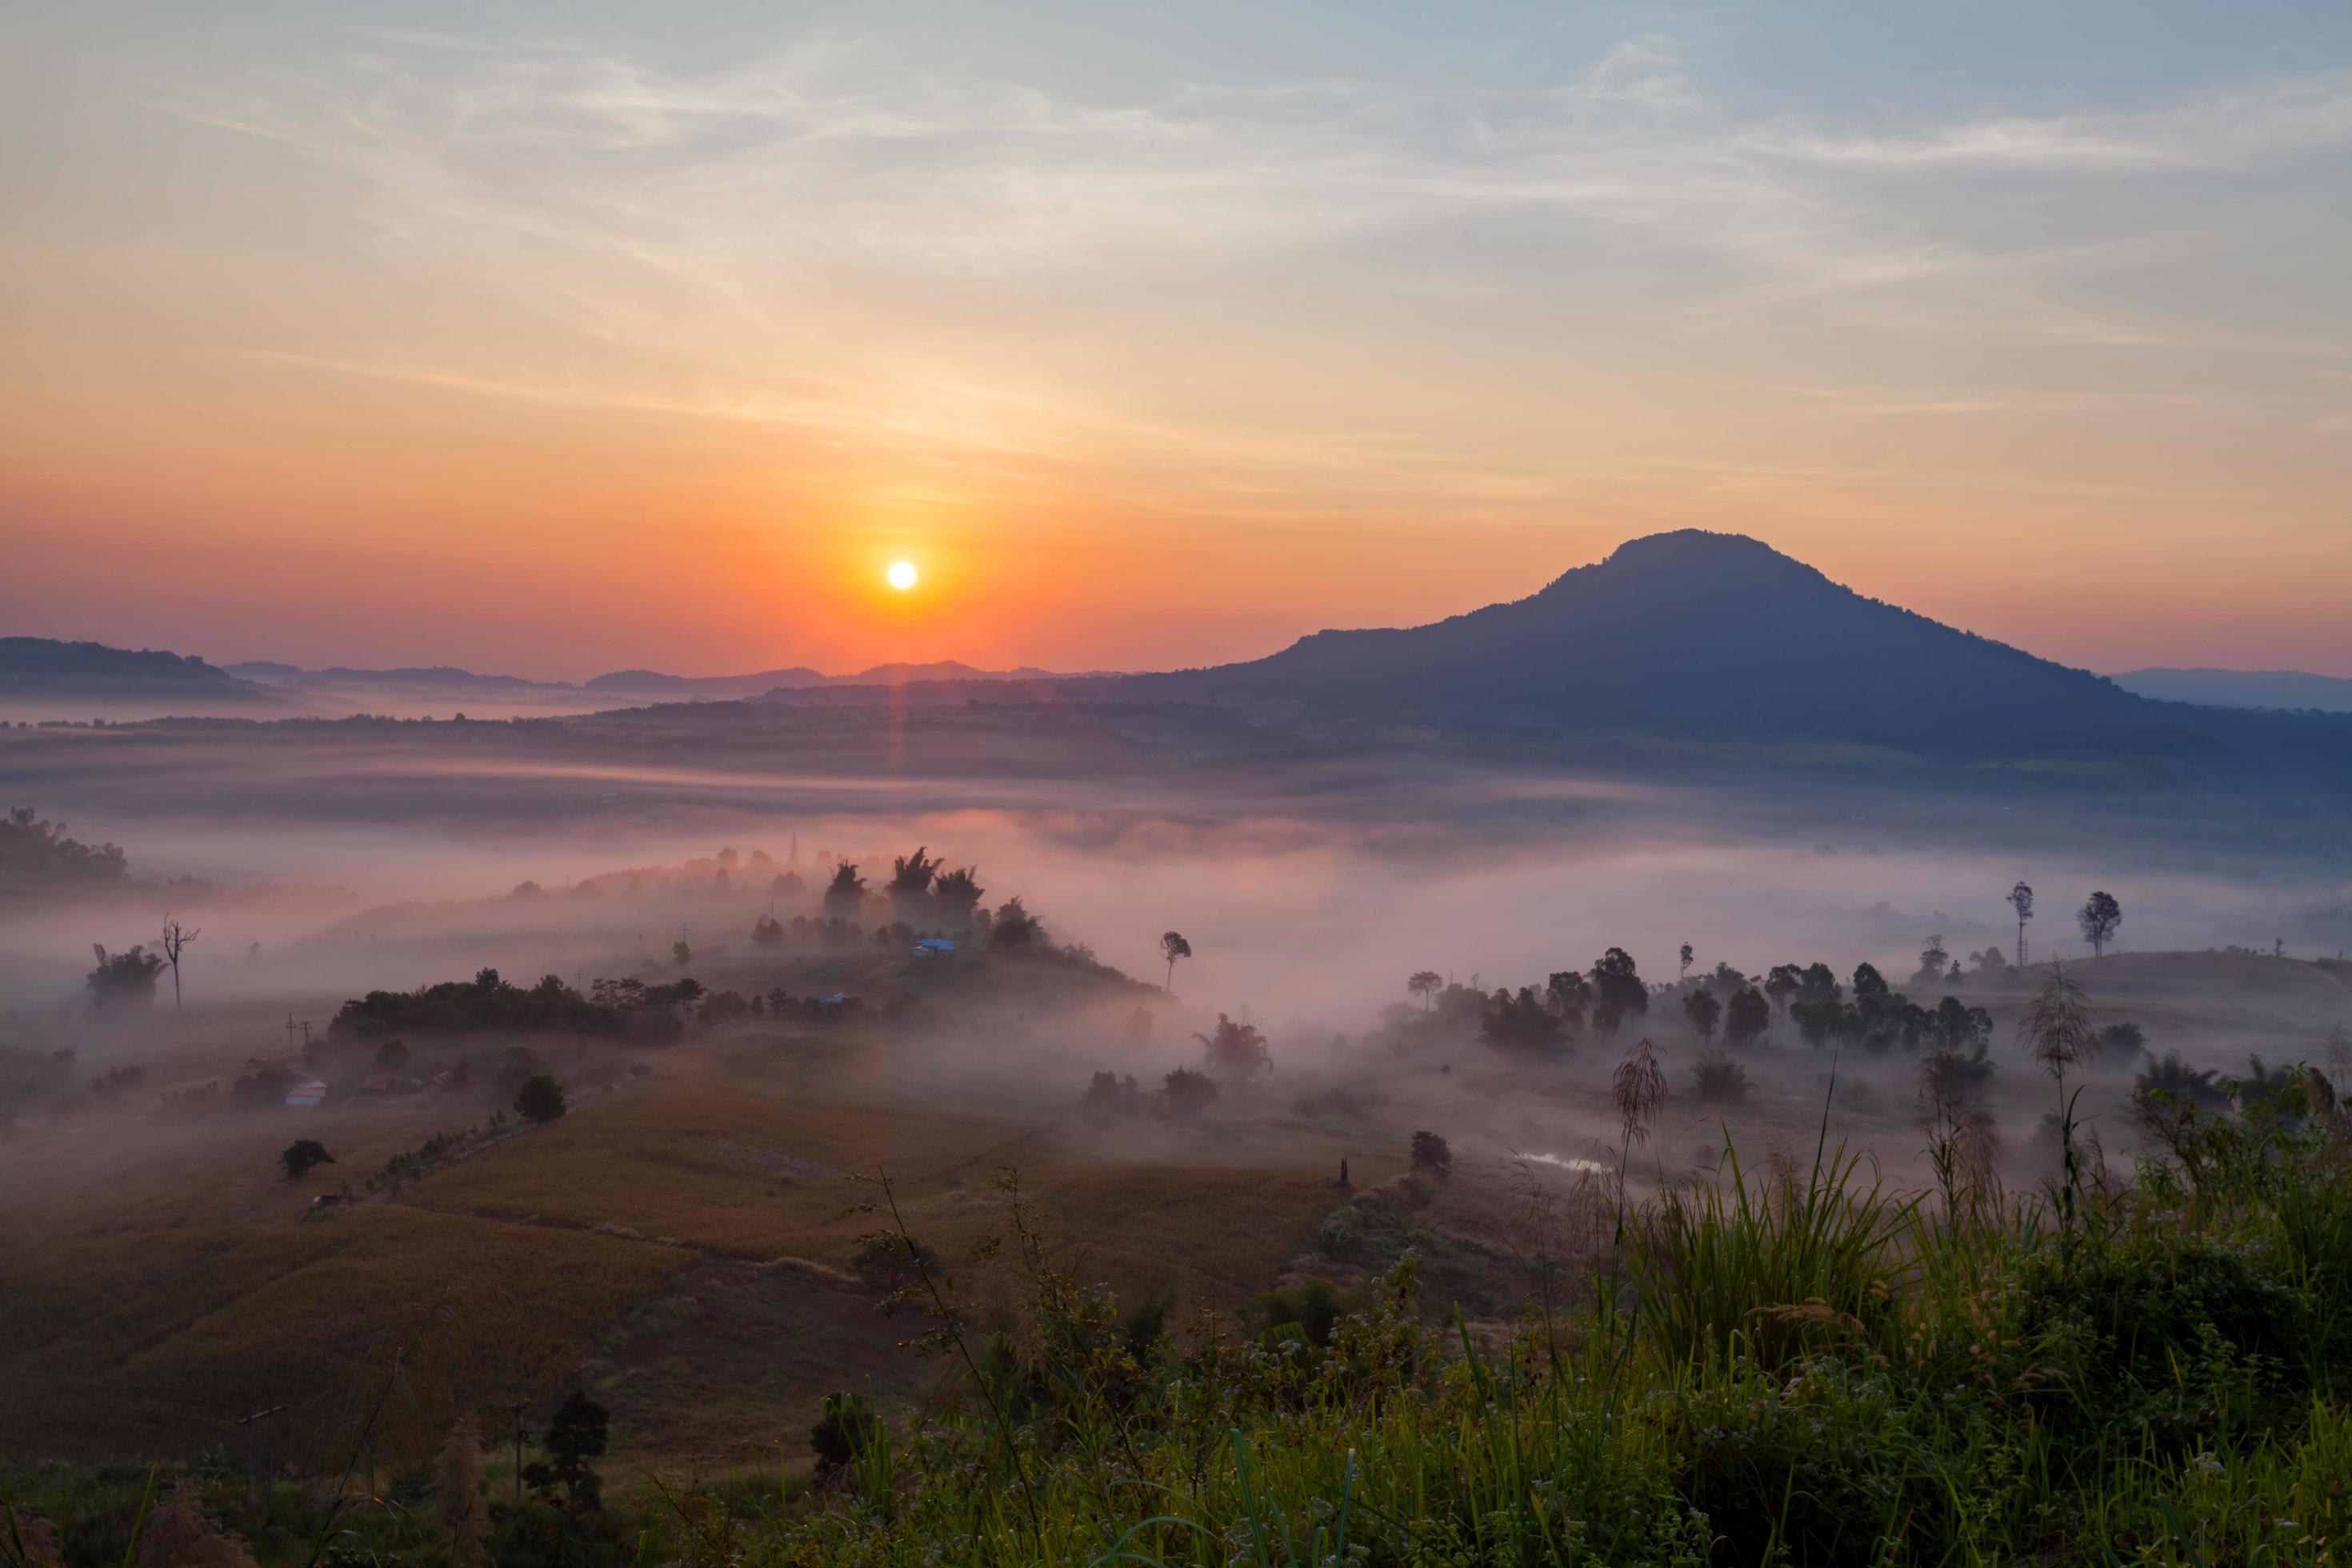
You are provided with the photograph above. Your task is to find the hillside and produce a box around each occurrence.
[1119,530,2352,771]
[2110,666,2352,714]
[0,636,279,710]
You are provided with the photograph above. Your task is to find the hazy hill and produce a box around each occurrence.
[1116,530,2350,771]
[0,636,278,708]
[2110,666,2352,714]
[590,659,1092,698]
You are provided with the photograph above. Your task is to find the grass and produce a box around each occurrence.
[0,1206,690,1466]
[608,1071,2352,1568]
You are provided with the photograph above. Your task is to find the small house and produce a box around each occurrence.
[285,1078,326,1109]
[912,938,957,958]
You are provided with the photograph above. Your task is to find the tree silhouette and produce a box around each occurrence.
[933,866,986,927]
[1678,942,1694,980]
[2077,890,2122,958]
[2008,882,2034,968]
[1196,1014,1270,1078]
[1407,970,1442,1013]
[1724,986,1770,1047]
[1159,931,1193,993]
[86,943,165,1006]
[158,918,198,1016]
[823,862,867,920]
[1588,947,1647,1038]
[989,897,1045,951]
[1682,986,1721,1042]
[887,848,940,923]
[280,1138,334,1181]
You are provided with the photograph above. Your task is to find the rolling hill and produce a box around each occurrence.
[0,637,280,711]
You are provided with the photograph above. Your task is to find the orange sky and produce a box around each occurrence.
[2,6,2347,679]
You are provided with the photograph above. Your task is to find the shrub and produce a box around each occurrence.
[279,1138,334,1181]
[1690,1049,1751,1103]
[1410,1130,1453,1175]
[513,1074,566,1124]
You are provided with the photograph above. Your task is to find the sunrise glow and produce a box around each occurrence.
[886,562,918,592]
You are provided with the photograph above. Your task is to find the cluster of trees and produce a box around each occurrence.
[1,806,127,894]
[1082,1065,1222,1122]
[331,968,704,1045]
[813,848,989,929]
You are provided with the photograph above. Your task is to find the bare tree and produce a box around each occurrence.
[2007,882,2034,969]
[159,917,200,1016]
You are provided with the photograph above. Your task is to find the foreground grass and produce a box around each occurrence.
[9,1074,2352,1566]
[643,1083,2352,1568]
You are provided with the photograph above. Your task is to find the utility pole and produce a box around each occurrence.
[235,1401,285,1506]
[284,1014,298,1053]
[510,1392,528,1507]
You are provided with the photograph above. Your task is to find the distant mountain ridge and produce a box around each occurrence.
[2109,667,2352,714]
[0,638,278,706]
[587,659,1096,698]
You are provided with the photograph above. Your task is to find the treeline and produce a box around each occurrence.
[330,967,706,1045]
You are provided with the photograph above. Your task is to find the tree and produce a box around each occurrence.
[989,897,1045,952]
[86,942,166,1006]
[1159,931,1193,993]
[823,862,866,920]
[1912,934,1948,990]
[1160,1066,1220,1120]
[374,1038,410,1072]
[2078,890,2122,958]
[751,913,784,947]
[1724,986,1770,1047]
[529,1390,609,1511]
[1678,942,1694,980]
[1763,964,1803,1016]
[2008,882,2034,968]
[1,806,128,892]
[1482,987,1566,1052]
[2017,959,2099,1225]
[1407,970,1442,1013]
[887,848,940,924]
[1410,1130,1453,1175]
[1589,947,1646,1038]
[281,1138,334,1181]
[1682,986,1722,1042]
[158,918,199,1015]
[933,866,986,927]
[670,939,691,967]
[514,1073,566,1124]
[1197,1014,1270,1078]
[1545,970,1592,1033]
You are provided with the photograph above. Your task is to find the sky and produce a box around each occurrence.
[2,1,2348,680]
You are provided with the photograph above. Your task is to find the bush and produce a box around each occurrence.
[280,1138,334,1181]
[514,1074,566,1124]
[1410,1130,1453,1175]
[1690,1049,1751,1103]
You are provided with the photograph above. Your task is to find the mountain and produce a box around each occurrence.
[227,662,576,693]
[590,660,1099,699]
[1115,530,2350,771]
[0,637,280,709]
[584,666,828,699]
[2109,667,2352,714]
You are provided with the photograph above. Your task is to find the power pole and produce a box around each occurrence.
[510,1392,528,1507]
[235,1401,284,1506]
[284,1014,298,1053]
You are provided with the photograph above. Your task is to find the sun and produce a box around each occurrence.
[886,560,918,591]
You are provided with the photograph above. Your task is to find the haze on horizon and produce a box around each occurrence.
[3,1,2349,681]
